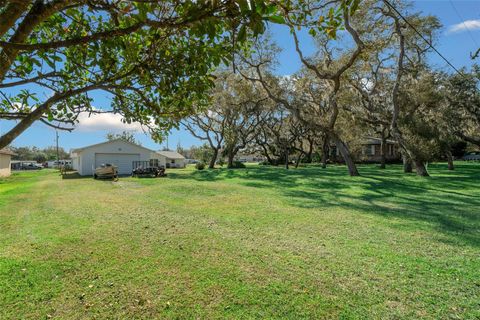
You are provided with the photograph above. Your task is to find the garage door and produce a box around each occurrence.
[95,153,140,175]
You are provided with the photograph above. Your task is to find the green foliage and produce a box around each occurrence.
[191,144,214,164]
[106,131,139,145]
[11,146,69,162]
[231,161,246,168]
[195,162,205,170]
[0,1,294,147]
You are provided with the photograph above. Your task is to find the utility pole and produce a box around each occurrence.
[55,130,59,168]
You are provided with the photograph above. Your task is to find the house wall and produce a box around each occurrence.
[165,158,186,168]
[0,154,12,177]
[361,144,400,162]
[76,141,156,176]
[71,155,80,171]
[330,143,401,163]
[150,153,167,168]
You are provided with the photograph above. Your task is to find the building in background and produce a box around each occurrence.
[0,148,15,177]
[71,139,167,176]
[157,151,186,168]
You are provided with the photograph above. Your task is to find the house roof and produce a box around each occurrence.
[362,137,396,145]
[156,150,185,159]
[0,148,15,156]
[71,139,156,154]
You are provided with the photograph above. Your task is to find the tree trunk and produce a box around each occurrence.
[402,153,413,173]
[209,148,218,169]
[446,150,454,170]
[321,138,329,169]
[261,145,273,164]
[227,152,235,168]
[284,146,289,170]
[414,159,429,177]
[380,135,387,169]
[305,139,314,163]
[294,153,303,168]
[331,134,359,176]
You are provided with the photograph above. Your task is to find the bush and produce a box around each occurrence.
[195,162,205,170]
[217,158,225,167]
[231,161,246,168]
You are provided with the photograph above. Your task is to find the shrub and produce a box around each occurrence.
[195,162,205,170]
[231,161,246,168]
[217,158,225,167]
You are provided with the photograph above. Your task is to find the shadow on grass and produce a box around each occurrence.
[61,172,92,179]
[168,163,480,247]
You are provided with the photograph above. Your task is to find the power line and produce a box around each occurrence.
[449,0,480,48]
[383,0,463,76]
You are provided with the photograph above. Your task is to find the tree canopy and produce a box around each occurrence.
[0,0,359,149]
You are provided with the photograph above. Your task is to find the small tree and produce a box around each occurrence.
[106,131,138,145]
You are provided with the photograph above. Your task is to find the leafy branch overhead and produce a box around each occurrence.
[0,0,361,150]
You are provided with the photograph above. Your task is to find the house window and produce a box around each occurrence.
[149,159,159,167]
[171,159,175,164]
[364,145,375,156]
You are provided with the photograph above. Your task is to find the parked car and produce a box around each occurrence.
[22,163,43,170]
[463,152,480,161]
[94,164,118,179]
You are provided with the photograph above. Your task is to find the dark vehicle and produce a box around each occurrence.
[132,166,166,178]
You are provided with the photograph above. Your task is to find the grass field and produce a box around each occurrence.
[0,163,479,319]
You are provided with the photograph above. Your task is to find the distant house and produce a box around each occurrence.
[157,151,186,168]
[0,148,15,177]
[359,137,399,162]
[234,153,266,163]
[71,139,167,176]
[330,137,400,163]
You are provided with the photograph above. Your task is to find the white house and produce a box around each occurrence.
[0,148,15,177]
[157,150,186,168]
[71,140,166,176]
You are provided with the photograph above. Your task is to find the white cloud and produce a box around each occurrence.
[447,19,480,34]
[75,112,144,132]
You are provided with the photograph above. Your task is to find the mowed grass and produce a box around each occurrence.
[0,163,479,319]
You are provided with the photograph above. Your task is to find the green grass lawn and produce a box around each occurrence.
[0,163,479,319]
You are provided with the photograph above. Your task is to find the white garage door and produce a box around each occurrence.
[95,153,140,175]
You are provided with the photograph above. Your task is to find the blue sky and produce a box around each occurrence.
[1,0,479,151]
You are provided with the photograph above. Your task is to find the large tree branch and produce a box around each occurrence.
[455,131,480,147]
[0,72,62,88]
[0,0,31,38]
[0,22,144,51]
[0,1,228,52]
[0,82,102,148]
[0,0,75,81]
